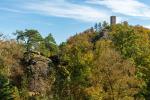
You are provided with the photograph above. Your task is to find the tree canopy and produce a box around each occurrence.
[1,22,150,99]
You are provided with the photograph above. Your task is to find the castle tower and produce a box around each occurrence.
[110,16,116,25]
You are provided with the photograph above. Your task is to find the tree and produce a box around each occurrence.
[102,21,109,29]
[44,33,58,56]
[94,23,98,32]
[53,31,94,100]
[94,22,102,32]
[110,24,150,99]
[0,75,14,100]
[14,29,43,52]
[91,40,142,100]
[98,22,102,31]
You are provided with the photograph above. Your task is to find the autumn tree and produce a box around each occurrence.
[90,40,142,100]
[110,24,150,99]
[52,30,95,100]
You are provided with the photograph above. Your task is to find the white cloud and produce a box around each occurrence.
[144,25,150,29]
[86,0,150,18]
[23,0,110,22]
[0,7,22,13]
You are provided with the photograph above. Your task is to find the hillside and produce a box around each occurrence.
[1,23,150,100]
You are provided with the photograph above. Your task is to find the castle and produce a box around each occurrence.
[100,16,117,38]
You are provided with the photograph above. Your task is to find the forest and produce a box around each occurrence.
[1,21,150,100]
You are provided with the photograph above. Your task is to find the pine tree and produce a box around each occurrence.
[44,33,58,56]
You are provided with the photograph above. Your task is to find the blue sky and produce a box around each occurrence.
[1,0,150,44]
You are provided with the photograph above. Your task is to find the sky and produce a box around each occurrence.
[1,0,150,44]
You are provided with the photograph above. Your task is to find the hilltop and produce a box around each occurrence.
[1,20,150,99]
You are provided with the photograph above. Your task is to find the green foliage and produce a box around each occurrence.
[110,24,150,99]
[44,33,58,56]
[53,28,142,100]
[110,24,140,58]
[0,75,14,100]
[1,23,150,100]
[14,29,58,57]
[102,21,109,29]
[14,29,43,52]
[52,31,94,100]
[92,40,142,100]
[94,21,109,32]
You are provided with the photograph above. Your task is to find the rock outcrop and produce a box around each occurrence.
[22,52,54,96]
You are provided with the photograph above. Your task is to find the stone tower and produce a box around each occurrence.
[110,16,116,25]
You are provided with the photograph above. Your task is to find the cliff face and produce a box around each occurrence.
[0,40,55,98]
[22,52,54,96]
